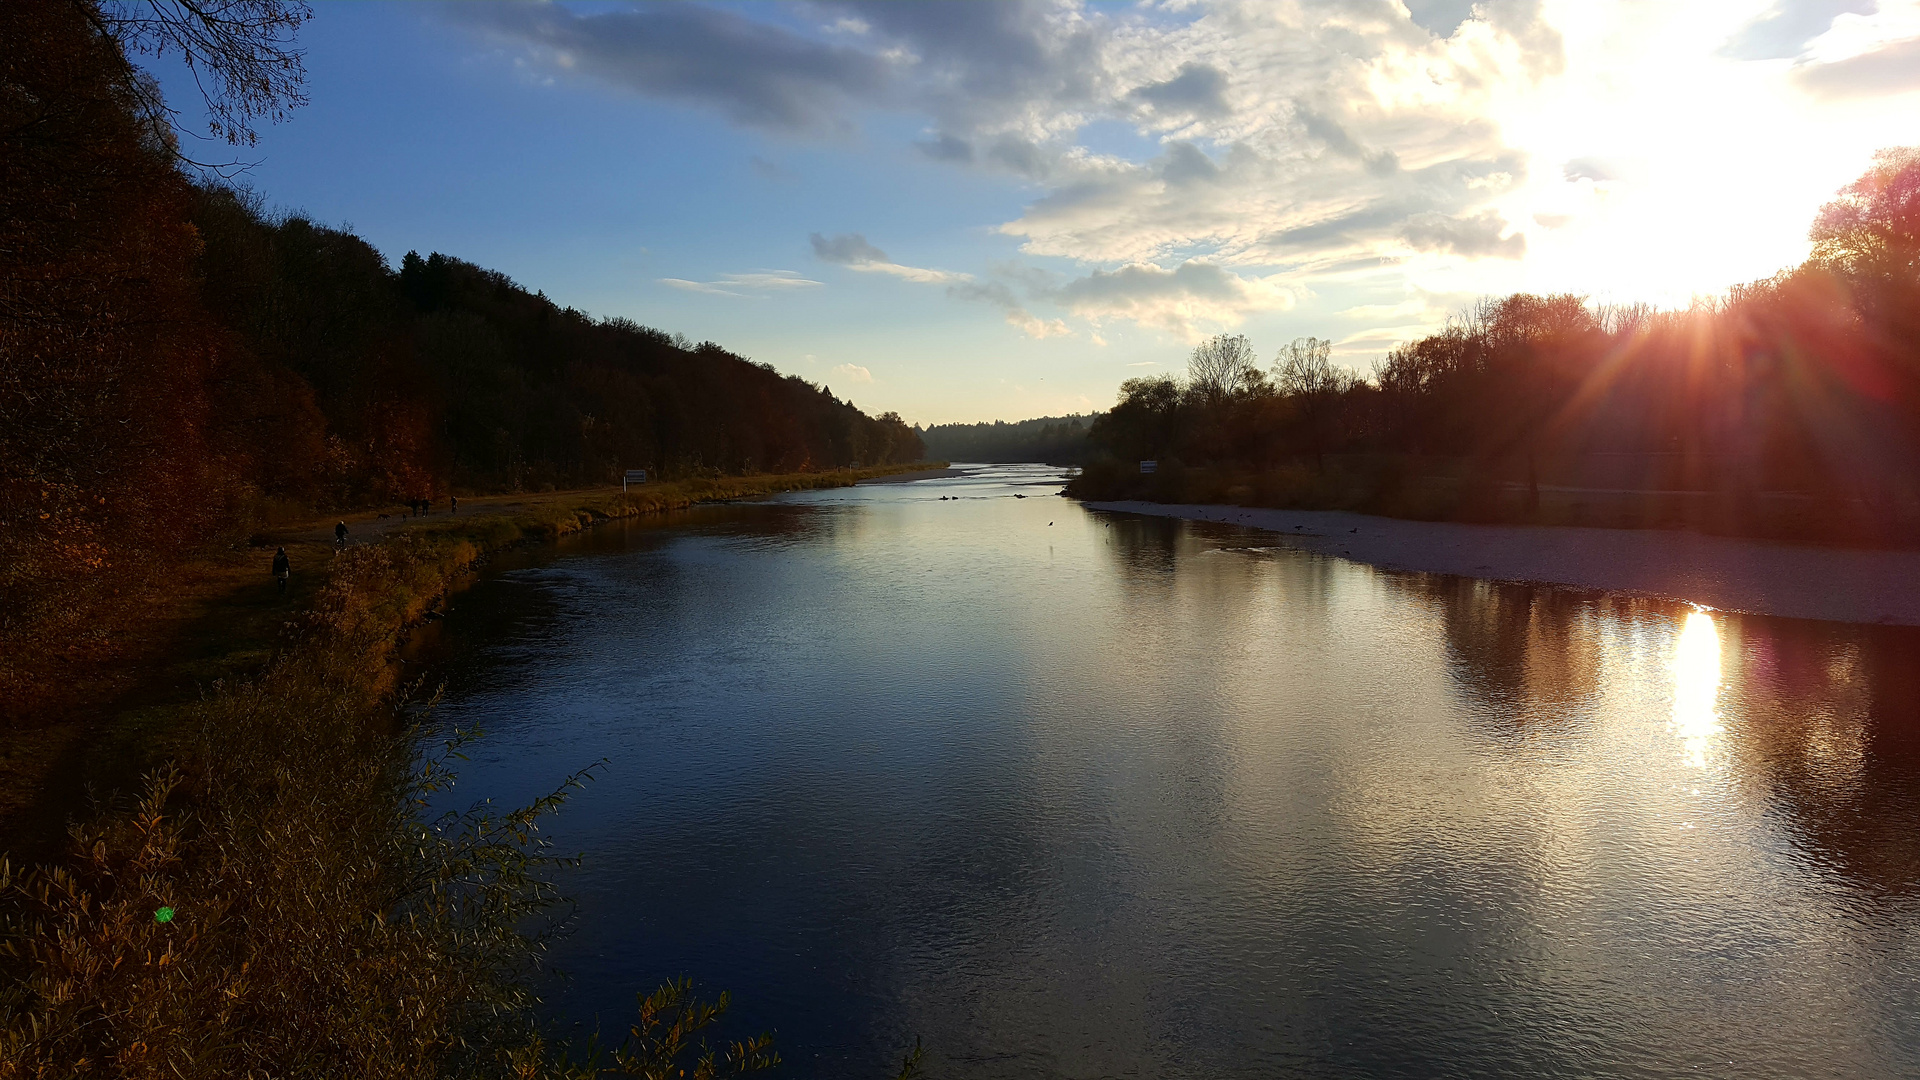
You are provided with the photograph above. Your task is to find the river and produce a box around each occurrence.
[410,463,1920,1078]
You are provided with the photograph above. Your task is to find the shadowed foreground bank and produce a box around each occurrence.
[0,466,936,1078]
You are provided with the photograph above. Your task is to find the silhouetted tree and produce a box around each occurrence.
[1274,337,1347,468]
[1187,333,1261,403]
[1079,153,1920,539]
[1810,146,1920,323]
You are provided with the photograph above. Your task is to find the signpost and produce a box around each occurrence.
[623,469,647,491]
[1139,460,1157,474]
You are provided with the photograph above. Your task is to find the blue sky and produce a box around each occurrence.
[146,1,1920,425]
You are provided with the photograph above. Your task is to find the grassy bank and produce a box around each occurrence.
[1,463,943,855]
[390,464,946,548]
[1,464,939,1077]
[1066,455,1920,548]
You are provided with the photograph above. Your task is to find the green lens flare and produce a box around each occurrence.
[154,906,175,924]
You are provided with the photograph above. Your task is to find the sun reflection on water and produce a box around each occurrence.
[1671,608,1724,770]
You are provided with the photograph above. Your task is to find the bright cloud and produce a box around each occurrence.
[848,261,971,284]
[1050,261,1297,340]
[810,232,971,283]
[947,279,1071,338]
[723,270,823,289]
[1006,310,1072,339]
[459,0,1920,360]
[830,362,874,383]
[661,270,823,297]
[659,277,743,297]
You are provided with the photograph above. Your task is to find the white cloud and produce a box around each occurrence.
[1049,260,1296,340]
[1336,298,1440,321]
[811,231,971,283]
[985,2,1550,272]
[1334,325,1435,356]
[723,270,822,289]
[1801,2,1920,67]
[830,362,874,383]
[946,278,1071,338]
[1006,310,1072,338]
[478,3,1558,282]
[659,270,823,297]
[659,278,745,297]
[475,1,1920,356]
[847,260,972,284]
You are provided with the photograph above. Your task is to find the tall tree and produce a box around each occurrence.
[1187,333,1260,403]
[1810,145,1920,320]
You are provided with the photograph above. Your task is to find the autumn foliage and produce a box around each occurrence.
[1074,149,1920,543]
[0,0,923,717]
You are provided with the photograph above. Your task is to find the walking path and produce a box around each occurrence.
[278,492,543,545]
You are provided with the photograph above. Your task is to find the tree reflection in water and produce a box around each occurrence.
[1419,570,1920,898]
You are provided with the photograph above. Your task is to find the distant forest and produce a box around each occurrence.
[3,0,921,655]
[919,414,1098,464]
[195,204,923,503]
[1072,147,1920,544]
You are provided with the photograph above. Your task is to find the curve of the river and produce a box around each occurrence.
[409,463,1920,1079]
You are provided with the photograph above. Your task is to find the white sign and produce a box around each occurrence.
[1139,460,1158,474]
[623,469,647,491]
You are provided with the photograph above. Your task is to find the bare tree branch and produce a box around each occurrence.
[1188,333,1259,401]
[83,0,311,152]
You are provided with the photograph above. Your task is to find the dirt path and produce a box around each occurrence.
[277,492,543,545]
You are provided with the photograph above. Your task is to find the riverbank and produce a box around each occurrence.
[0,463,944,856]
[1,462,941,1075]
[856,465,972,484]
[1084,500,1920,626]
[1066,456,1920,550]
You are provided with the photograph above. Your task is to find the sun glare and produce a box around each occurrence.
[1670,609,1724,770]
[1467,2,1920,308]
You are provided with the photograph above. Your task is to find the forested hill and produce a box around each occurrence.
[919,414,1099,464]
[2,0,921,695]
[194,188,923,504]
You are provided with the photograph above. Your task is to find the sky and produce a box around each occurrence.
[145,1,1920,425]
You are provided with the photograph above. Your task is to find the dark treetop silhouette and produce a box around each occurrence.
[1071,148,1920,546]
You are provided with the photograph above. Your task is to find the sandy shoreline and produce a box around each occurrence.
[1083,500,1920,627]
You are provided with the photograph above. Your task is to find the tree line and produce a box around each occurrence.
[919,414,1099,464]
[1076,147,1920,542]
[2,0,922,680]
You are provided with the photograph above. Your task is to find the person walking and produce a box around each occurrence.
[335,520,348,550]
[272,546,290,594]
[450,494,458,514]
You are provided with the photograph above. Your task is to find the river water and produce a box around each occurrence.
[413,463,1920,1078]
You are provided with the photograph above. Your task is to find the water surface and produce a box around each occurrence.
[415,464,1920,1078]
